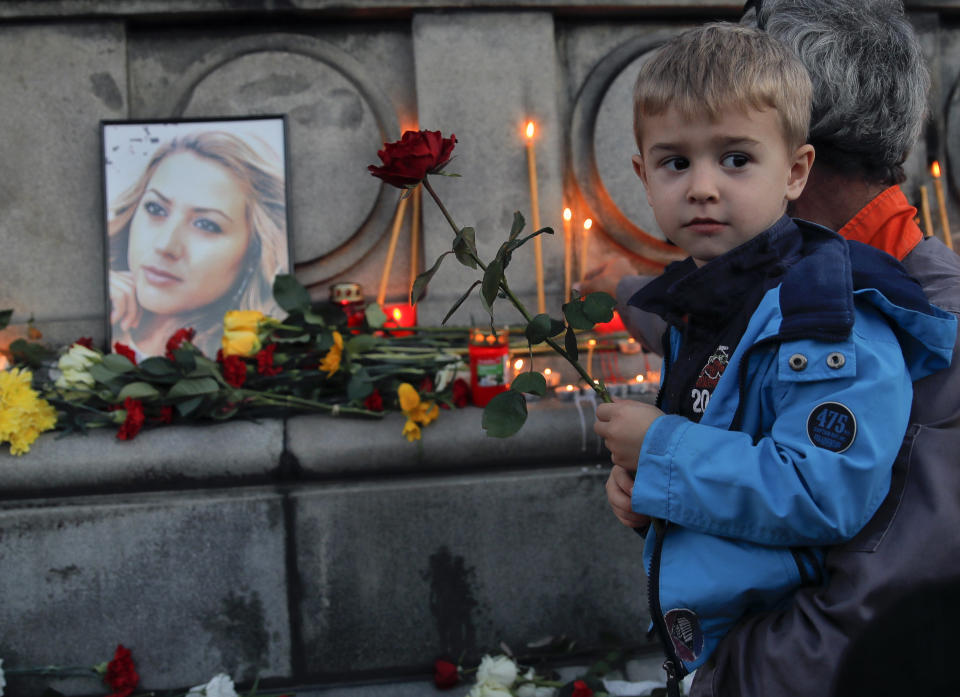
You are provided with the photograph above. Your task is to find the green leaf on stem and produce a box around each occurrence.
[442,280,481,325]
[0,309,11,331]
[411,251,452,305]
[482,389,528,437]
[565,326,579,362]
[525,313,565,345]
[303,308,327,326]
[511,371,546,396]
[168,377,220,398]
[191,356,227,383]
[117,381,161,400]
[515,226,555,248]
[365,303,388,328]
[102,353,135,373]
[89,363,121,385]
[176,396,204,417]
[8,338,55,368]
[563,299,595,331]
[509,211,526,240]
[172,348,197,373]
[583,292,616,324]
[346,334,380,354]
[274,274,311,313]
[481,258,504,316]
[347,368,374,400]
[454,226,478,269]
[139,356,178,378]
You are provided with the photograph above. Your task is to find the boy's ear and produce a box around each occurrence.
[786,144,815,201]
[632,153,648,185]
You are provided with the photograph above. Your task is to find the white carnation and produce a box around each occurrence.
[468,680,513,697]
[186,673,238,697]
[476,654,518,689]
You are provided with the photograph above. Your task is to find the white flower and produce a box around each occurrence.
[1,657,6,697]
[467,680,513,697]
[186,673,238,697]
[476,654,518,689]
[516,684,556,697]
[54,344,101,390]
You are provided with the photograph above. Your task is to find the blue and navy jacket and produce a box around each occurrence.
[628,216,956,674]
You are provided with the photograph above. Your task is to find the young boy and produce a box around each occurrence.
[593,22,956,689]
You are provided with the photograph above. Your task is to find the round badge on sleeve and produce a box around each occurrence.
[807,402,857,453]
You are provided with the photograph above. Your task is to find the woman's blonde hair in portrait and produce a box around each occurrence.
[108,129,288,357]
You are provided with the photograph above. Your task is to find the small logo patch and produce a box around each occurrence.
[807,402,857,453]
[664,608,704,663]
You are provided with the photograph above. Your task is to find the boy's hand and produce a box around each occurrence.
[606,464,651,528]
[594,400,664,473]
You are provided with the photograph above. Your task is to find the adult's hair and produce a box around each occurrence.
[108,129,288,352]
[745,0,929,185]
[633,22,812,151]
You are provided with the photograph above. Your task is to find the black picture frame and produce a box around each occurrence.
[100,115,293,359]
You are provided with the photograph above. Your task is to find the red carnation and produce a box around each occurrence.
[222,354,247,387]
[452,378,471,408]
[157,405,174,424]
[433,658,459,690]
[75,337,94,349]
[116,398,145,441]
[165,327,196,359]
[256,343,282,376]
[368,130,457,189]
[419,376,435,394]
[104,644,139,697]
[113,342,137,365]
[571,680,594,697]
[363,389,384,412]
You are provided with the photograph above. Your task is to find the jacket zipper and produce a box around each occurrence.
[648,519,686,696]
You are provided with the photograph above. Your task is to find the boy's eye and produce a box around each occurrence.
[663,157,690,171]
[721,153,750,168]
[193,217,223,234]
[143,200,167,218]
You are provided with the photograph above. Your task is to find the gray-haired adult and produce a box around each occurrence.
[596,1,960,695]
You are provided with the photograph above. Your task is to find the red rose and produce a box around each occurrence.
[419,376,435,394]
[116,398,145,441]
[433,659,459,689]
[452,378,471,408]
[368,130,457,188]
[256,343,282,376]
[75,337,94,349]
[104,644,139,697]
[363,389,384,412]
[113,342,137,365]
[222,354,247,387]
[157,405,174,424]
[165,327,196,359]
[571,680,593,697]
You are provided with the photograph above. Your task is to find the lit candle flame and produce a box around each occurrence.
[933,161,942,178]
[583,218,593,231]
[588,338,597,347]
[565,384,575,392]
[563,207,572,222]
[544,368,552,376]
[514,358,524,371]
[635,374,644,383]
[525,121,535,139]
[392,308,403,321]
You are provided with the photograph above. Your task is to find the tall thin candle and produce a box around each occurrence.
[377,194,409,306]
[563,207,573,301]
[409,184,421,296]
[580,218,593,284]
[525,121,545,314]
[920,185,934,238]
[932,161,955,250]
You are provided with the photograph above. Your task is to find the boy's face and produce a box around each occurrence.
[633,105,814,267]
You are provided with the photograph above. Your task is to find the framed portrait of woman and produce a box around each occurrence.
[100,116,292,360]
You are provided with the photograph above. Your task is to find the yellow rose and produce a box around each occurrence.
[397,382,439,439]
[222,310,266,357]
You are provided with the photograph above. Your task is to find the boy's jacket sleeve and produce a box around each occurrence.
[631,319,912,547]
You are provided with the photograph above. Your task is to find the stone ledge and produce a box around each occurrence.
[0,418,285,496]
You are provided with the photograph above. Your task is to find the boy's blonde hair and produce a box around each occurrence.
[633,23,812,151]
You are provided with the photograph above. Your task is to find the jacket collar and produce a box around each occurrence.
[838,185,923,261]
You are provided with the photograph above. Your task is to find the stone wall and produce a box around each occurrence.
[1,1,959,693]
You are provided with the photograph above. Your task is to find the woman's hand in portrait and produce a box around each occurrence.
[109,270,142,332]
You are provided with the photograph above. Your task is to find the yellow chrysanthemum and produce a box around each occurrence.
[0,368,57,456]
[402,419,421,442]
[319,331,344,377]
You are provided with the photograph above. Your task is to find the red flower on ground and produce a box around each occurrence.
[571,680,593,697]
[74,337,94,349]
[256,343,282,376]
[222,354,247,387]
[113,342,137,364]
[116,398,145,441]
[104,644,139,697]
[452,378,471,408]
[368,130,457,189]
[363,389,384,412]
[165,327,196,359]
[157,405,174,424]
[419,376,435,394]
[433,658,459,689]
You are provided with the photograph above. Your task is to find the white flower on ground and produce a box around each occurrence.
[476,654,518,689]
[54,344,101,390]
[186,673,238,697]
[516,683,556,697]
[467,681,513,697]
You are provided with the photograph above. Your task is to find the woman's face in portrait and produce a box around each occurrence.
[127,151,253,316]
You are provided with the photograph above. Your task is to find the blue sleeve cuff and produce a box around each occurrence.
[631,414,692,520]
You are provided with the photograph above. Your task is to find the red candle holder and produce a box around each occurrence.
[468,328,511,406]
[382,303,417,337]
[593,310,626,334]
[331,282,366,328]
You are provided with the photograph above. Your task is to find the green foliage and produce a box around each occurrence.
[525,313,565,345]
[481,389,528,437]
[453,226,478,269]
[9,338,55,369]
[0,308,11,331]
[511,371,546,396]
[411,251,452,304]
[273,274,311,313]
